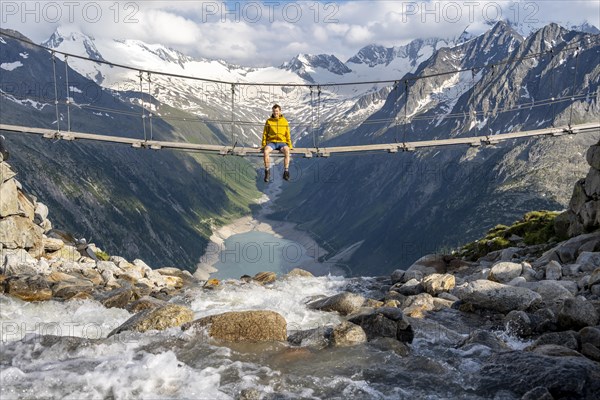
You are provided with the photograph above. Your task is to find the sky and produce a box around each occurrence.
[1,1,599,66]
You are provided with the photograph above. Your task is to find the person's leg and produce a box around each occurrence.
[281,146,290,181]
[263,146,273,182]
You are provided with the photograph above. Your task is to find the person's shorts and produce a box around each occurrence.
[266,142,289,151]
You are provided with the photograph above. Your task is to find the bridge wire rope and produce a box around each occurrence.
[231,83,236,148]
[318,86,323,150]
[394,81,399,143]
[147,72,154,141]
[310,86,316,149]
[403,80,409,146]
[568,47,581,128]
[550,50,557,127]
[138,71,147,141]
[51,52,61,132]
[64,55,71,131]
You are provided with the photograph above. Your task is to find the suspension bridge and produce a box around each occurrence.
[1,31,599,158]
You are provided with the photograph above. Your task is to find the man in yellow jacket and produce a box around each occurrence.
[261,104,293,182]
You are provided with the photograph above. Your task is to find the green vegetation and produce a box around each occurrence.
[95,250,110,261]
[460,210,561,261]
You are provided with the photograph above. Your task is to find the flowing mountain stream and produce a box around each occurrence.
[0,275,533,399]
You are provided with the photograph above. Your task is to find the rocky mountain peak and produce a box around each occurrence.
[42,28,105,62]
[280,53,351,82]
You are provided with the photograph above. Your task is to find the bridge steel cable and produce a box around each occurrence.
[64,55,71,131]
[51,52,60,132]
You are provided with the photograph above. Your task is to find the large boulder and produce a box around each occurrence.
[109,304,194,337]
[348,307,414,343]
[0,178,19,217]
[308,292,365,316]
[558,297,599,330]
[0,216,43,250]
[452,280,541,313]
[2,248,38,275]
[330,321,367,347]
[5,275,52,302]
[284,268,314,278]
[405,254,448,275]
[478,351,600,398]
[182,310,287,342]
[488,262,522,283]
[422,273,455,295]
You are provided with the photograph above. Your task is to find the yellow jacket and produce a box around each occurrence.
[262,115,293,149]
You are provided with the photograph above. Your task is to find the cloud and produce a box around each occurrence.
[1,1,598,67]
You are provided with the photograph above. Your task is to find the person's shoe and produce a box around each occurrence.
[283,170,290,181]
[264,169,270,182]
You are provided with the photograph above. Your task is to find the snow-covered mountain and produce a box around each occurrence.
[40,28,459,146]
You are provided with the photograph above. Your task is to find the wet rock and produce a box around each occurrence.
[544,260,562,280]
[452,280,542,313]
[530,308,558,334]
[330,321,367,347]
[401,293,435,318]
[530,344,583,357]
[521,387,553,400]
[109,304,195,337]
[52,284,94,300]
[503,310,533,337]
[253,271,276,284]
[239,388,262,400]
[422,273,455,295]
[308,292,365,316]
[390,269,405,284]
[284,268,314,278]
[558,297,599,330]
[5,275,52,302]
[155,266,194,281]
[348,307,414,343]
[488,261,522,283]
[363,298,384,308]
[461,330,511,352]
[478,351,600,398]
[183,310,287,342]
[287,327,331,348]
[368,337,410,356]
[529,331,580,351]
[95,287,133,309]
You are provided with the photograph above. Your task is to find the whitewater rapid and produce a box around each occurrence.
[0,275,535,399]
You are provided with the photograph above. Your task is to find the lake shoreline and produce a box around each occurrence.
[194,174,331,279]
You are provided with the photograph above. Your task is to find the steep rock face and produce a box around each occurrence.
[272,22,600,276]
[556,141,600,237]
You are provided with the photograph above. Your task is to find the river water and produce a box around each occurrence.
[0,276,534,399]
